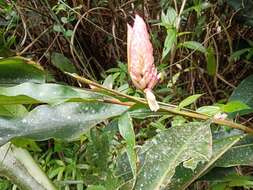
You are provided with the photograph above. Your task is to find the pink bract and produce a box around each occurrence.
[127,15,160,111]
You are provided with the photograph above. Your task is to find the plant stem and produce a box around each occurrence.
[65,72,146,104]
[176,0,187,29]
[169,0,187,79]
[66,73,253,134]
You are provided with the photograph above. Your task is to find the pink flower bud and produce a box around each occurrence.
[127,15,160,111]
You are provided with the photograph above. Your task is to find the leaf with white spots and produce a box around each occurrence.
[168,134,244,189]
[0,102,128,145]
[0,82,106,105]
[134,121,212,190]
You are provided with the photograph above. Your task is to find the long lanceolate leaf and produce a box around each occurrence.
[0,57,45,84]
[0,82,106,105]
[134,121,212,190]
[0,102,128,145]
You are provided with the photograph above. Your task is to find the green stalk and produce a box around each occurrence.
[66,72,253,134]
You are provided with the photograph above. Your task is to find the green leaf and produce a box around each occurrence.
[211,175,253,189]
[129,104,166,119]
[49,52,77,73]
[0,105,28,117]
[134,121,212,190]
[168,134,243,189]
[118,112,137,178]
[53,24,64,33]
[229,74,253,107]
[0,143,56,190]
[103,75,114,89]
[206,47,217,76]
[0,178,10,190]
[167,72,180,88]
[162,28,177,59]
[161,7,177,27]
[11,137,41,152]
[196,106,221,116]
[221,101,251,113]
[0,102,128,145]
[229,48,252,61]
[179,41,207,53]
[171,116,187,127]
[226,175,253,188]
[227,0,253,26]
[0,82,105,105]
[214,138,253,167]
[0,57,45,84]
[86,185,106,190]
[201,167,238,182]
[184,2,212,15]
[61,16,68,24]
[64,29,73,37]
[228,74,253,116]
[85,127,115,171]
[211,182,230,190]
[178,94,203,109]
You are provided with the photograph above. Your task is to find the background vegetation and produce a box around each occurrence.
[0,0,253,189]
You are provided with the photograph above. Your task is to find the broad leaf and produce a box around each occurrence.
[0,57,45,84]
[134,121,212,190]
[0,143,56,190]
[0,102,128,145]
[168,134,243,189]
[0,82,105,105]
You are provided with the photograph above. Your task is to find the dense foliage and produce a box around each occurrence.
[0,0,253,190]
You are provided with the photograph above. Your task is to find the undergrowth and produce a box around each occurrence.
[0,0,253,189]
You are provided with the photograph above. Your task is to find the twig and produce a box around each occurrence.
[169,0,187,79]
[66,73,253,134]
[18,27,51,56]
